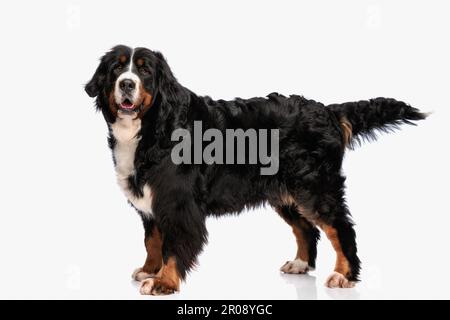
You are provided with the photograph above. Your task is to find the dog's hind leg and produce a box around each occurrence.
[319,217,360,288]
[275,205,320,274]
[305,175,361,288]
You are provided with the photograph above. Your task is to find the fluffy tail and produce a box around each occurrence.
[328,97,428,147]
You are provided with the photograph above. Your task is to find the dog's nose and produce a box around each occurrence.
[119,79,136,92]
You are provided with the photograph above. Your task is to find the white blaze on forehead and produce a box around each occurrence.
[114,49,141,105]
[128,49,134,71]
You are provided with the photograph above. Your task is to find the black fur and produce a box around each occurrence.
[329,98,427,147]
[86,45,427,285]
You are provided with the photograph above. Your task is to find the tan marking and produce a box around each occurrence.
[119,55,127,63]
[142,226,163,274]
[136,58,144,67]
[297,204,320,224]
[157,257,180,290]
[320,224,351,277]
[136,83,153,118]
[340,117,353,147]
[140,257,180,295]
[274,205,310,264]
[280,193,295,206]
[293,220,309,262]
[108,90,119,116]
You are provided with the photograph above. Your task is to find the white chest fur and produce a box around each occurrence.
[110,114,153,216]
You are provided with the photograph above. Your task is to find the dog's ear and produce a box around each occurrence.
[153,52,190,139]
[85,58,107,98]
[154,52,189,107]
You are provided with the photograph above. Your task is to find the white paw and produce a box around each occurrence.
[280,259,311,274]
[325,272,355,288]
[139,278,155,295]
[132,267,154,282]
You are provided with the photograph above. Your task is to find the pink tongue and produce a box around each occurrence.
[121,101,134,110]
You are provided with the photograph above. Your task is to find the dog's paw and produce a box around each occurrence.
[132,267,154,282]
[139,278,155,295]
[280,259,311,274]
[139,278,178,296]
[325,272,355,288]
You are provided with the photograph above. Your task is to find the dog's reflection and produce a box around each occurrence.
[324,286,360,300]
[281,273,361,300]
[280,273,318,300]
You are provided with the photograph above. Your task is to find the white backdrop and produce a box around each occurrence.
[0,0,448,299]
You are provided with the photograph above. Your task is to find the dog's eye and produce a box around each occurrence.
[115,65,123,71]
[139,67,150,75]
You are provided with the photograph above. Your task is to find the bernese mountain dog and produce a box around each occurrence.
[85,45,427,295]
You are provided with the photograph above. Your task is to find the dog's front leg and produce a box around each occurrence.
[139,191,207,295]
[132,216,163,281]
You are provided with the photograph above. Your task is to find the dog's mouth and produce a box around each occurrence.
[120,98,136,111]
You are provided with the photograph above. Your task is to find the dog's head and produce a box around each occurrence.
[85,45,188,122]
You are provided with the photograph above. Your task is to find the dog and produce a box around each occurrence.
[85,45,427,295]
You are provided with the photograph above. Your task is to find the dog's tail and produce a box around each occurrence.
[328,97,429,148]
